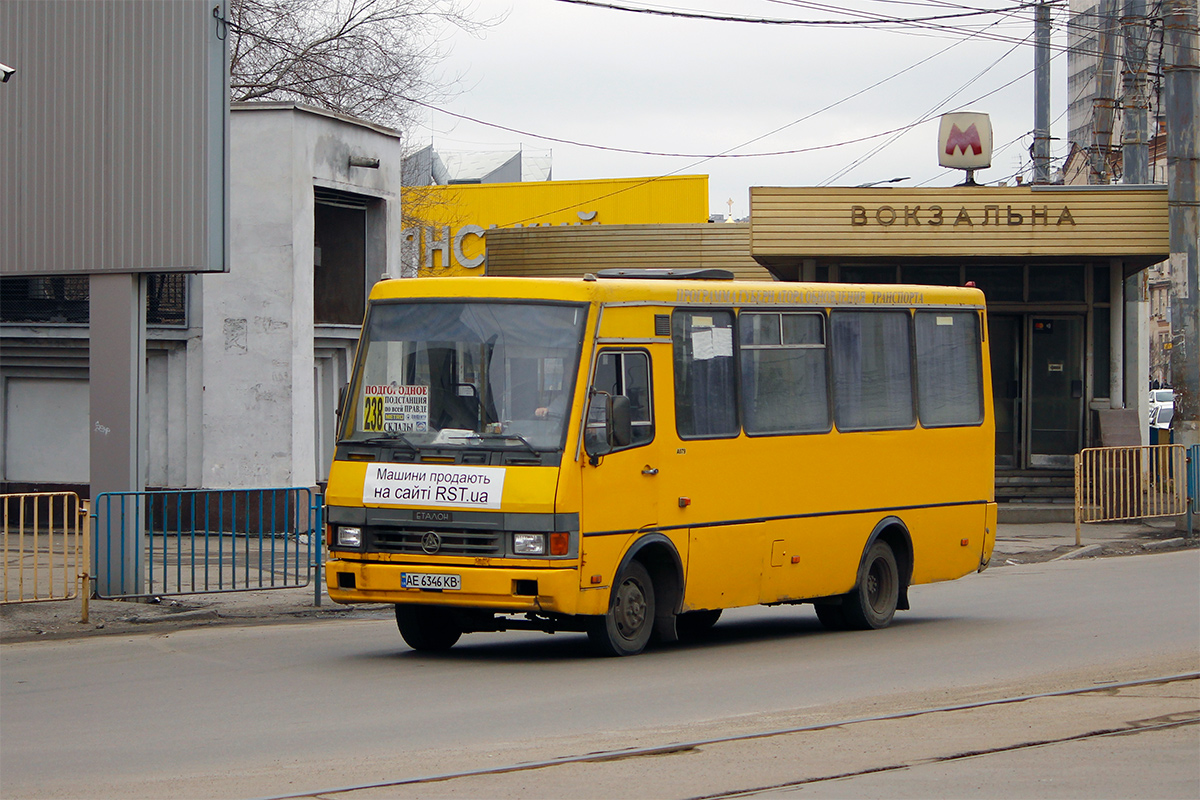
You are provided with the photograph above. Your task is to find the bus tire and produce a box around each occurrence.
[676,609,722,640]
[842,540,900,630]
[395,605,463,651]
[588,560,655,656]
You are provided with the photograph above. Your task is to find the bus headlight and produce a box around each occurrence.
[513,533,545,555]
[337,526,363,548]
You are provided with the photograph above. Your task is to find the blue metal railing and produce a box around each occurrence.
[92,488,323,602]
[1188,445,1200,539]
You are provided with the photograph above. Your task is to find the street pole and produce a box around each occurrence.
[1092,0,1122,183]
[1033,0,1051,183]
[1122,0,1151,424]
[1162,0,1199,489]
[1121,0,1150,184]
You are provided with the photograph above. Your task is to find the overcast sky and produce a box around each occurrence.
[421,0,1071,218]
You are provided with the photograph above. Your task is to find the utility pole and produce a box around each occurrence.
[1163,0,1199,479]
[1092,0,1122,183]
[1121,0,1150,184]
[1033,0,1051,182]
[1121,0,1151,422]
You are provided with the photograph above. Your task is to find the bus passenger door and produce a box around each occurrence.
[579,349,661,564]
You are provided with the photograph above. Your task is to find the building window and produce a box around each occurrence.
[902,266,962,286]
[1029,264,1085,303]
[1093,306,1111,398]
[314,190,368,326]
[146,274,188,326]
[840,265,897,284]
[964,266,1023,302]
[1092,265,1111,304]
[0,274,187,327]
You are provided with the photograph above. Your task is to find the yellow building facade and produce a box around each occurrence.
[403,175,710,276]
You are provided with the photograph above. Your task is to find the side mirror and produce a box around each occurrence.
[584,392,614,464]
[584,392,634,464]
[336,385,348,420]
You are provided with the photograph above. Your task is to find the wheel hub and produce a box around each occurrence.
[614,579,647,638]
[866,560,888,611]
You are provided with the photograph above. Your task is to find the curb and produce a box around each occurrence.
[1051,544,1105,561]
[1144,537,1186,550]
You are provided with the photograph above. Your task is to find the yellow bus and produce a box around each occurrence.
[325,271,997,656]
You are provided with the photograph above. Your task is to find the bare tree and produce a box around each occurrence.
[227,0,486,130]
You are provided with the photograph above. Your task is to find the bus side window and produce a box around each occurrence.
[672,310,739,439]
[738,311,830,435]
[914,311,984,427]
[594,350,655,448]
[830,310,916,432]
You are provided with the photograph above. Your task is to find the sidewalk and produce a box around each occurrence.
[2,520,1195,644]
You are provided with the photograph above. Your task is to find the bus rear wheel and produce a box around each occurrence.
[842,540,900,630]
[395,605,463,651]
[588,561,655,656]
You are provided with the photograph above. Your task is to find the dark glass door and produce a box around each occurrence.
[989,315,1021,469]
[1028,316,1084,468]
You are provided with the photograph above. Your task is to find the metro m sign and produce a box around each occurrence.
[938,112,992,170]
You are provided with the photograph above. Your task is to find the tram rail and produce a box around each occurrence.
[258,672,1200,800]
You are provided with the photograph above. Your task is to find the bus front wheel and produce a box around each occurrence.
[588,561,655,656]
[395,605,463,651]
[842,540,900,630]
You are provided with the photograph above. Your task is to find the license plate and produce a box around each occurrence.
[401,572,461,591]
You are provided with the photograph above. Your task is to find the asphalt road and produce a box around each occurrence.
[2,550,1197,799]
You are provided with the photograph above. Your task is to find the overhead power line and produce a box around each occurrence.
[418,96,924,159]
[551,0,1045,26]
[551,0,1195,59]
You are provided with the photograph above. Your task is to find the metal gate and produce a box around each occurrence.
[92,488,323,602]
[1074,444,1188,544]
[2,492,91,621]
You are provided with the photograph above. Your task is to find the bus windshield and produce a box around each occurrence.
[343,300,587,451]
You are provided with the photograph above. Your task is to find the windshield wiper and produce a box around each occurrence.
[469,432,540,455]
[357,433,420,453]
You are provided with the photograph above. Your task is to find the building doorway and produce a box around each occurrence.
[989,314,1085,470]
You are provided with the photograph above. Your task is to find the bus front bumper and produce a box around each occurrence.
[325,558,605,616]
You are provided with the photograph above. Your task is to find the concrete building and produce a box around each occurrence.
[1,103,405,493]
[403,144,553,186]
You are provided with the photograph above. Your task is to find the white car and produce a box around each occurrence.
[1149,388,1174,410]
[1150,404,1174,430]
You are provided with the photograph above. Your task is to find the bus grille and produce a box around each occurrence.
[369,527,502,556]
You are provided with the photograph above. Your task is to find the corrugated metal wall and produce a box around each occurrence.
[484,223,772,280]
[0,0,228,275]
